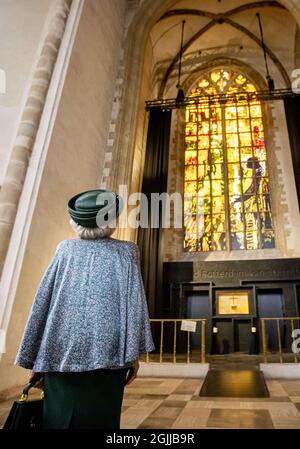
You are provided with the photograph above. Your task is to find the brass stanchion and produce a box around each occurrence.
[173,321,177,364]
[201,320,206,363]
[261,319,267,363]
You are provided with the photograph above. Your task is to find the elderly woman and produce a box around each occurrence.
[15,189,154,429]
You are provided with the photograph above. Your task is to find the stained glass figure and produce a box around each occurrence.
[184,69,275,251]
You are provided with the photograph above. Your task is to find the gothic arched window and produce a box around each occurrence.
[184,69,275,252]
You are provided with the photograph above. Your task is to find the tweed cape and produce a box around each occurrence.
[15,238,155,372]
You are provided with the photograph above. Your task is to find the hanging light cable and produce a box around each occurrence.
[256,12,275,91]
[176,20,186,104]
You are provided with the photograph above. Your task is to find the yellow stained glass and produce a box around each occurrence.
[198,108,210,120]
[198,135,210,148]
[250,104,261,117]
[185,181,197,194]
[228,163,241,179]
[244,83,256,92]
[227,148,239,162]
[240,147,253,162]
[198,165,208,179]
[210,121,222,134]
[227,134,239,148]
[211,134,223,147]
[185,165,197,181]
[185,151,197,165]
[236,75,247,85]
[226,120,238,133]
[210,164,224,179]
[237,105,249,118]
[211,71,221,83]
[239,133,252,147]
[205,86,218,95]
[198,79,210,88]
[198,122,210,135]
[184,69,275,252]
[229,179,242,196]
[198,151,209,164]
[211,147,223,163]
[225,106,237,120]
[211,180,224,196]
[238,118,250,132]
[227,86,239,94]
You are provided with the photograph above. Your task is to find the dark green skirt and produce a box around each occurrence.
[43,368,128,429]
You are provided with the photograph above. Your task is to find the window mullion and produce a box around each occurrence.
[222,100,231,251]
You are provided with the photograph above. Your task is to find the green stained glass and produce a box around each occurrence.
[184,68,275,252]
[211,147,223,163]
[210,164,224,180]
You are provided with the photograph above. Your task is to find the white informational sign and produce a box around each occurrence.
[180,320,197,333]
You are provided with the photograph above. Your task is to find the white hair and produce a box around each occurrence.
[70,219,115,240]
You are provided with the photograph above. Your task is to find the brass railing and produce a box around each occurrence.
[145,319,206,364]
[260,317,300,363]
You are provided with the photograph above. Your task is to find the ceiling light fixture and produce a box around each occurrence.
[176,20,186,105]
[256,12,275,91]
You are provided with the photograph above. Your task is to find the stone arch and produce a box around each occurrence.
[107,0,300,241]
[182,57,268,95]
[157,2,291,97]
[164,58,284,259]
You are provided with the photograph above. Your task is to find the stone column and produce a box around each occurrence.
[0,0,73,277]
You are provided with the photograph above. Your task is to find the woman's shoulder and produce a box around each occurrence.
[55,239,79,253]
[109,238,138,251]
[55,238,139,253]
[106,238,139,260]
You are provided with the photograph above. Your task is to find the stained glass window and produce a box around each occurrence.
[184,69,275,252]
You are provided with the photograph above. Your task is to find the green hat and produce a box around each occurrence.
[68,189,122,228]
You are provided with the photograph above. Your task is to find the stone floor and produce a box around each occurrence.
[1,377,300,429]
[121,377,300,429]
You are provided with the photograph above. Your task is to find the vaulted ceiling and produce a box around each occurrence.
[149,0,298,97]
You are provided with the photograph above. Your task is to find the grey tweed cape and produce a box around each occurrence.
[15,238,155,372]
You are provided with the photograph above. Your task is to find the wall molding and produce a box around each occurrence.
[0,0,84,357]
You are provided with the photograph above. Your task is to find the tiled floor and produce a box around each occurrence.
[121,377,300,429]
[1,378,300,429]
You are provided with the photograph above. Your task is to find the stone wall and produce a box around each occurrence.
[0,0,127,395]
[0,0,54,185]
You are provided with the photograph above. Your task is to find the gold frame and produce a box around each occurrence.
[216,290,249,315]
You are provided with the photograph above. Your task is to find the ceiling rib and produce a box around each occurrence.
[157,2,290,97]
